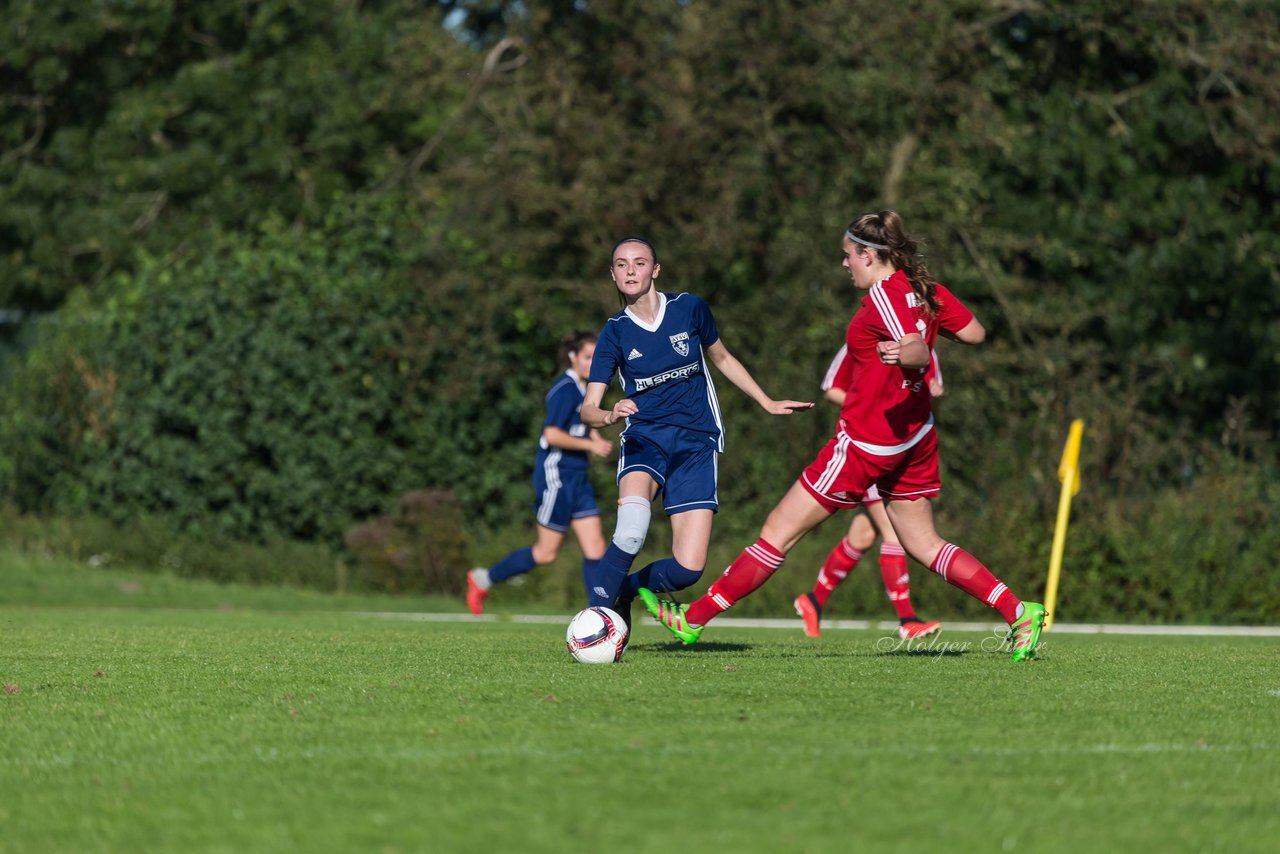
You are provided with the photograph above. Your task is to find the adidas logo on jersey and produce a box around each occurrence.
[627,348,643,360]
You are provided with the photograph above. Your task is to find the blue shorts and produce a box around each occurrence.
[533,465,599,533]
[617,423,719,514]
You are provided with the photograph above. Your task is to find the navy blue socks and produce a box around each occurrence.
[488,546,537,584]
[585,543,640,607]
[619,557,702,605]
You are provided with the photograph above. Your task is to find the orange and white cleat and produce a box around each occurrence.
[466,568,490,616]
[793,593,823,638]
[898,619,942,640]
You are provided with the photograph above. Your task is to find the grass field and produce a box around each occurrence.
[2,556,1277,852]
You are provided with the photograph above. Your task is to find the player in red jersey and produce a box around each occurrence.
[792,344,945,640]
[640,210,1047,662]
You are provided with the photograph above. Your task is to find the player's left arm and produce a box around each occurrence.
[934,284,985,345]
[704,339,814,415]
[938,317,985,344]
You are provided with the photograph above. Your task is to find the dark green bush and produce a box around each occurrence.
[0,506,340,591]
[344,489,470,596]
[0,197,501,544]
[0,192,598,546]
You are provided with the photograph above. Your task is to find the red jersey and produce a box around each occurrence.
[838,272,972,453]
[821,343,941,395]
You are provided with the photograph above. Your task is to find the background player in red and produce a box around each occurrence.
[641,210,1048,662]
[466,331,613,615]
[793,343,945,640]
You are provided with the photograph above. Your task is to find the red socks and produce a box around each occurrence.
[685,538,1019,627]
[878,542,916,620]
[930,542,1021,623]
[686,538,785,626]
[812,539,862,607]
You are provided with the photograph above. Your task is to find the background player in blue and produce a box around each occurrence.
[466,331,613,615]
[580,236,813,627]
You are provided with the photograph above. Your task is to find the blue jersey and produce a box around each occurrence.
[589,292,725,451]
[536,369,590,474]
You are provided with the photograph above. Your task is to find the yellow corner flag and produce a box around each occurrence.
[1044,419,1084,631]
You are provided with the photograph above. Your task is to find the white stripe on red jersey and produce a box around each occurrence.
[840,273,972,452]
[820,344,848,392]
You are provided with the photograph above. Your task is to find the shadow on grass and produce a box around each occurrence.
[627,641,754,654]
[876,648,970,658]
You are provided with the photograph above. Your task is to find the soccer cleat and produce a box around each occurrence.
[1009,602,1047,662]
[466,568,489,616]
[637,587,703,645]
[898,619,942,640]
[793,593,823,638]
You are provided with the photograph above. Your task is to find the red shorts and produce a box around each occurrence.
[799,426,941,512]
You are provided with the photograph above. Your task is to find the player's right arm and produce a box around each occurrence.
[581,382,636,429]
[543,425,612,457]
[580,324,635,429]
[870,285,930,369]
[877,333,930,369]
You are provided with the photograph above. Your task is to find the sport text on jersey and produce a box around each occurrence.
[633,361,702,392]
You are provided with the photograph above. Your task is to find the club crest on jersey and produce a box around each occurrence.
[669,331,690,356]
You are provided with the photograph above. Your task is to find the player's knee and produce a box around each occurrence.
[611,496,651,555]
[847,529,876,551]
[530,544,558,565]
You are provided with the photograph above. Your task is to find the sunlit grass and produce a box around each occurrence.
[1,556,1277,852]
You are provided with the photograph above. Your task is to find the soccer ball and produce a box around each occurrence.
[565,607,628,664]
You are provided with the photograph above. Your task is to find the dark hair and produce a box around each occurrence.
[558,329,598,367]
[610,235,658,266]
[845,210,937,318]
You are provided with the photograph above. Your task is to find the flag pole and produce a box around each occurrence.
[1044,419,1084,631]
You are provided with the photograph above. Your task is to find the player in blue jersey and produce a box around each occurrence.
[466,330,614,615]
[579,236,814,629]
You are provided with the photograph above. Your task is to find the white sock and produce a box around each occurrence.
[469,567,492,590]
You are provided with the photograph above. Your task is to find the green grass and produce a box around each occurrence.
[2,555,1278,852]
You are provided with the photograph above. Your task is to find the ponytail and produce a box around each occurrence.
[845,210,937,318]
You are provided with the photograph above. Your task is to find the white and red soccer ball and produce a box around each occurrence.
[565,606,628,664]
